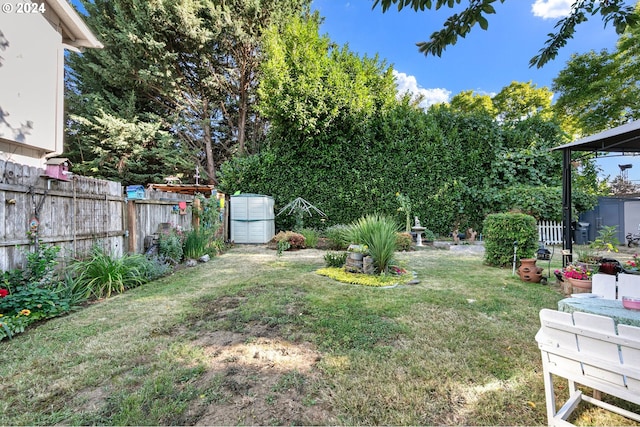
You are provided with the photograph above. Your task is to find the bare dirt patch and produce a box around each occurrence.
[177,262,337,426]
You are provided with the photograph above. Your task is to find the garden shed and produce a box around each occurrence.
[230,194,275,244]
[553,120,640,262]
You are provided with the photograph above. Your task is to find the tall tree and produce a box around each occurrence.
[371,0,639,68]
[492,81,553,122]
[445,81,553,122]
[448,90,496,116]
[66,0,308,185]
[257,14,397,146]
[553,4,640,136]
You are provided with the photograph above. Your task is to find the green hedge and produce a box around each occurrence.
[483,213,538,267]
[218,106,592,236]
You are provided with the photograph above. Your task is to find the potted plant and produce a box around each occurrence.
[589,225,620,258]
[347,244,369,261]
[623,253,640,274]
[560,263,596,294]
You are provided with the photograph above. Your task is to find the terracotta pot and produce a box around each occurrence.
[567,277,592,294]
[518,258,543,283]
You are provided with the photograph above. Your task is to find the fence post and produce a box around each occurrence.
[192,197,201,230]
[127,200,137,254]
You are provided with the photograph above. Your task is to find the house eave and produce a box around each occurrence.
[45,0,103,49]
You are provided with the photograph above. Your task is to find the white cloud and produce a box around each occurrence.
[393,70,450,109]
[531,0,572,19]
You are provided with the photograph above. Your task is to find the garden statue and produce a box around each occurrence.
[452,228,460,244]
[412,217,426,247]
[467,228,478,242]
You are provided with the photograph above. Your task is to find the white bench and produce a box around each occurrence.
[536,308,640,426]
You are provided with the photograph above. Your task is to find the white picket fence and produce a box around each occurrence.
[537,220,564,244]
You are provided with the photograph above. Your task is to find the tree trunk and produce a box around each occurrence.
[236,43,250,155]
[202,99,217,185]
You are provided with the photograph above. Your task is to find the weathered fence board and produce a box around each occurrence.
[0,159,195,272]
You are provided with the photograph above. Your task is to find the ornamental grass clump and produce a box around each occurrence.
[183,227,213,259]
[68,246,149,299]
[346,214,399,273]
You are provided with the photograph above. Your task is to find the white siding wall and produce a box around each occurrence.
[0,1,63,166]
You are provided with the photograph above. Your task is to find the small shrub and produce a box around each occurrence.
[158,228,183,263]
[299,228,319,248]
[0,309,31,341]
[396,232,413,251]
[139,255,173,280]
[0,284,69,321]
[324,251,348,268]
[324,224,351,250]
[483,213,537,267]
[0,244,69,341]
[277,240,291,256]
[272,231,306,249]
[68,246,149,299]
[423,229,436,241]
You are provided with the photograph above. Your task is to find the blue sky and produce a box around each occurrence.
[311,0,640,183]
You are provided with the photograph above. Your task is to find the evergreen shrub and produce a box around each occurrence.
[483,213,538,267]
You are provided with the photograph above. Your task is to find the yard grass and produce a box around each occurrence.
[1,245,639,425]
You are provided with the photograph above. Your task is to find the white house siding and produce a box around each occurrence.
[0,1,63,166]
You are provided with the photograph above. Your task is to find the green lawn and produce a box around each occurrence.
[1,245,638,425]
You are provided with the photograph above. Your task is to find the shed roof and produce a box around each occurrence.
[552,120,640,153]
[147,184,217,196]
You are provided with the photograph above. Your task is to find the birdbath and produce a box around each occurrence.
[411,216,426,247]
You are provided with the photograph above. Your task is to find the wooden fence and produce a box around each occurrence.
[0,159,195,272]
[537,220,564,245]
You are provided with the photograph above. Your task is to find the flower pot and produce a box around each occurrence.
[518,258,543,283]
[567,277,592,294]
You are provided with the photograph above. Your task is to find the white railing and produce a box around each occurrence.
[537,220,564,244]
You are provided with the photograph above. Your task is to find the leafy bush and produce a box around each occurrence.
[0,244,70,340]
[299,228,319,248]
[423,229,436,241]
[0,309,31,341]
[2,245,61,290]
[0,285,69,322]
[396,232,413,251]
[158,228,183,263]
[323,224,350,250]
[483,213,537,267]
[346,215,399,273]
[277,240,291,256]
[68,246,149,299]
[138,256,173,281]
[272,231,306,249]
[324,251,348,268]
[590,225,620,255]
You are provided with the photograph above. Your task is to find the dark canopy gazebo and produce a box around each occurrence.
[552,120,640,263]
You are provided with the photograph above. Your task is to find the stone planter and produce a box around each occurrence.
[349,252,364,261]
